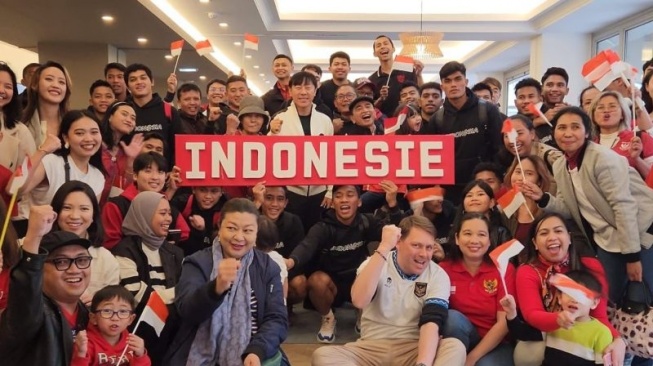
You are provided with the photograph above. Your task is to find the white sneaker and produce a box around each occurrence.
[317,314,337,343]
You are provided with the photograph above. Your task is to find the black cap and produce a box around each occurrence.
[348,96,375,113]
[40,231,92,254]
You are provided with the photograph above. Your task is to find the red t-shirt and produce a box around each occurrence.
[0,268,9,310]
[440,260,515,338]
[61,306,79,330]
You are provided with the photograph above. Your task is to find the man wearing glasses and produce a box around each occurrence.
[0,205,93,366]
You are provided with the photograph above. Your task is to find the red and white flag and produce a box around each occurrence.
[490,239,524,293]
[526,102,551,127]
[502,119,517,146]
[244,33,259,51]
[195,40,213,56]
[406,187,444,207]
[582,50,622,91]
[549,273,598,306]
[140,291,169,336]
[9,156,31,195]
[384,105,409,134]
[497,187,526,218]
[393,55,414,73]
[170,40,184,57]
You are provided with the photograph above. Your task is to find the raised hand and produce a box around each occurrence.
[216,258,241,295]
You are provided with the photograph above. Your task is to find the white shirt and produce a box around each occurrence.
[31,154,105,207]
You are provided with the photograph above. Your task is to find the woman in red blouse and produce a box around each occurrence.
[440,212,515,366]
[514,212,626,366]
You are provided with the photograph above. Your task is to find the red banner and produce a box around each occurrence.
[175,135,455,186]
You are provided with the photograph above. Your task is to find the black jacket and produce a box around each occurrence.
[0,249,89,366]
[273,211,305,258]
[337,122,384,136]
[262,83,288,118]
[205,103,236,135]
[128,93,181,164]
[290,208,402,276]
[172,192,226,257]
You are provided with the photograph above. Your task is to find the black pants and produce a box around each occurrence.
[285,190,327,234]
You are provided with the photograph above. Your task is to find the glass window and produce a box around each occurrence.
[625,20,653,88]
[597,34,620,54]
[505,74,529,116]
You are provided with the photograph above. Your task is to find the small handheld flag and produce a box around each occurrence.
[526,102,552,127]
[195,40,213,56]
[502,119,517,145]
[582,50,624,91]
[549,273,598,306]
[385,54,414,87]
[405,187,444,208]
[117,290,169,363]
[170,40,184,57]
[490,239,524,294]
[1,155,31,250]
[497,188,526,219]
[244,33,259,51]
[384,106,409,134]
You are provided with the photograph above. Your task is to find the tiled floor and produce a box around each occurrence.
[283,306,360,365]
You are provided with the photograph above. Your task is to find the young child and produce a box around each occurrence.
[501,270,612,366]
[72,285,151,366]
[256,216,288,301]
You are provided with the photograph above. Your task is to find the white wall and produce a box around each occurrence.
[0,40,39,92]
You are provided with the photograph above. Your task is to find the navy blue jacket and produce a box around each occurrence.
[162,248,287,365]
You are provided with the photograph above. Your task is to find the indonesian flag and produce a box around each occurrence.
[244,33,259,51]
[490,239,524,293]
[140,291,169,336]
[582,50,622,91]
[195,39,213,56]
[549,273,598,306]
[502,119,517,146]
[9,156,31,195]
[393,55,414,72]
[406,187,444,207]
[170,40,184,57]
[384,105,408,134]
[526,102,551,127]
[497,187,526,218]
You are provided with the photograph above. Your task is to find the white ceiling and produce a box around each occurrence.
[140,0,653,95]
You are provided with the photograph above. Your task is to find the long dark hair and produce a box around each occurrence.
[21,60,71,124]
[100,101,135,149]
[0,63,21,130]
[448,212,493,263]
[523,212,586,271]
[50,181,104,247]
[55,110,107,176]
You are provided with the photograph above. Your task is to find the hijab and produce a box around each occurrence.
[122,191,167,250]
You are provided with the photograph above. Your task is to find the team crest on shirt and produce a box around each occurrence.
[483,279,498,294]
[619,142,631,151]
[414,282,427,298]
[396,74,406,83]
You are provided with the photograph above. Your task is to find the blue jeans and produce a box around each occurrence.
[441,309,515,366]
[596,246,653,366]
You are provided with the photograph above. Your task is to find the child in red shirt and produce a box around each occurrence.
[72,285,150,366]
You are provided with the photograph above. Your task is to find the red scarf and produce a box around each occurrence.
[535,254,570,311]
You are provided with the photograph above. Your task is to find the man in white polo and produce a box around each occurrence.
[311,216,466,366]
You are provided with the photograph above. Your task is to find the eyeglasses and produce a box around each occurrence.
[208,88,226,93]
[45,256,93,271]
[596,104,620,112]
[336,93,356,101]
[94,309,133,319]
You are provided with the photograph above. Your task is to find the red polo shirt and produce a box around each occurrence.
[440,260,515,338]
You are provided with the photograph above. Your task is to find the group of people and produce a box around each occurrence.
[0,32,652,366]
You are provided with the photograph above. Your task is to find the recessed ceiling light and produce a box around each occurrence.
[199,0,210,3]
[259,73,265,77]
[199,75,207,80]
[101,15,114,23]
[218,23,228,28]
[165,55,173,60]
[245,55,252,59]
[234,41,242,46]
[137,37,148,44]
[253,65,259,69]
[179,68,198,73]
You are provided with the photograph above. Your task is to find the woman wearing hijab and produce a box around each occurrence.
[163,198,288,366]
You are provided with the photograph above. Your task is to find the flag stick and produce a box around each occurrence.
[0,192,18,250]
[385,68,393,87]
[513,143,535,221]
[117,318,144,365]
[173,52,182,74]
[499,275,509,296]
[631,80,638,132]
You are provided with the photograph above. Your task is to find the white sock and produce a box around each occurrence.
[324,309,334,319]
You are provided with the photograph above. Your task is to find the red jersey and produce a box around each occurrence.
[439,260,515,338]
[71,324,151,366]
